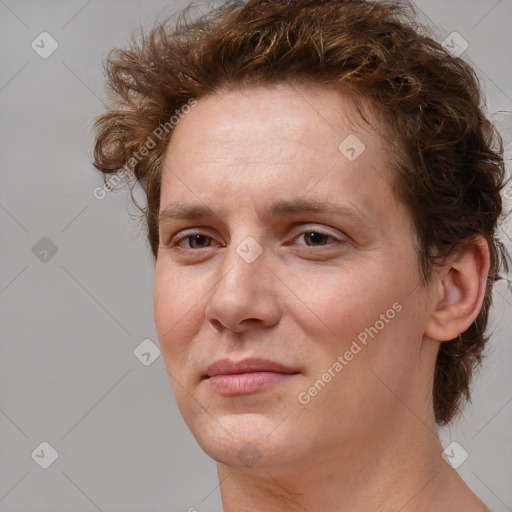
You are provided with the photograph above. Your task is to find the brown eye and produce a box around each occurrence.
[296,231,335,246]
[304,232,330,245]
[186,234,214,249]
[170,232,219,249]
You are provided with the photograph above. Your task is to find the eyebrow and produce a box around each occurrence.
[158,198,375,228]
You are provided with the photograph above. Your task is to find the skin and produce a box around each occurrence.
[153,81,490,511]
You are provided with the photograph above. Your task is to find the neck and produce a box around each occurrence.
[217,399,487,512]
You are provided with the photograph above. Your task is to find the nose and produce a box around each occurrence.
[204,238,281,334]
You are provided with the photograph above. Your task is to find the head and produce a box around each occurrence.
[92,0,509,469]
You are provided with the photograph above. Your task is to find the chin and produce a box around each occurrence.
[188,413,313,473]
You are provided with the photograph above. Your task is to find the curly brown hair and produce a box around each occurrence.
[92,0,510,426]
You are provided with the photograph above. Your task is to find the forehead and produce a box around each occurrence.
[160,82,395,221]
[167,81,386,157]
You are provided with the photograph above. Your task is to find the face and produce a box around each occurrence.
[153,82,435,475]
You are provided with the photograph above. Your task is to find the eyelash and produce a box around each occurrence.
[168,228,342,252]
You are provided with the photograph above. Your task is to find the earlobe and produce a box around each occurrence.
[424,236,490,342]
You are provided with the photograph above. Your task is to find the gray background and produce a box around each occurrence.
[0,1,511,511]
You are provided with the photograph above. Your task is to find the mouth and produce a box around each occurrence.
[203,357,300,395]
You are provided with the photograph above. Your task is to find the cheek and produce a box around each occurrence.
[291,264,417,389]
[153,267,200,359]
[153,272,173,337]
[290,264,397,337]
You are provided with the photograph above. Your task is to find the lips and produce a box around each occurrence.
[203,357,300,395]
[204,357,299,378]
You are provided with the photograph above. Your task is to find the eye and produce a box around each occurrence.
[170,232,219,249]
[294,230,338,247]
[167,227,343,253]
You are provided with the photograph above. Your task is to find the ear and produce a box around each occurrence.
[424,235,490,342]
